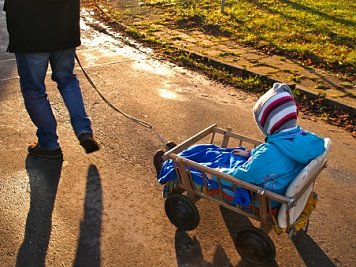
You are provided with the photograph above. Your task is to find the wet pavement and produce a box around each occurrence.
[1,3,356,267]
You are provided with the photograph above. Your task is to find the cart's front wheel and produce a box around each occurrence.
[165,194,199,231]
[234,226,276,265]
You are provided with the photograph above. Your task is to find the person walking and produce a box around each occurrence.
[3,0,99,159]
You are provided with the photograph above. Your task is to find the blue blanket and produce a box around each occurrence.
[157,144,251,206]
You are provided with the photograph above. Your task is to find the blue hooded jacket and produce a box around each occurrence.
[225,126,326,196]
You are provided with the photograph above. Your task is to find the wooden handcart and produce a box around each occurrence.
[158,124,331,265]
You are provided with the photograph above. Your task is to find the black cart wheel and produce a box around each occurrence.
[165,194,200,231]
[234,226,276,265]
[153,150,165,176]
[165,141,177,150]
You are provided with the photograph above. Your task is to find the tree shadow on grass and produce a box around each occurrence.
[73,164,102,267]
[16,155,63,267]
[279,0,356,27]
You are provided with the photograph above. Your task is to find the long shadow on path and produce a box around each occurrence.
[174,205,336,266]
[73,164,102,267]
[16,155,63,267]
[292,231,336,267]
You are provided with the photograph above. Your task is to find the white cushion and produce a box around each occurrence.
[277,138,332,228]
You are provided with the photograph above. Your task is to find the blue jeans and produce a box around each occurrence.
[15,48,92,150]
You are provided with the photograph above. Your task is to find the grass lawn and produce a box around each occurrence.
[105,0,355,76]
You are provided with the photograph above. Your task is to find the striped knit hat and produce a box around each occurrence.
[253,83,298,136]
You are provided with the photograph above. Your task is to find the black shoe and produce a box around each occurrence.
[79,133,100,154]
[28,143,63,159]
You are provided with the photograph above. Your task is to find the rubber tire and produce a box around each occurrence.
[166,141,177,150]
[164,194,200,231]
[153,150,164,176]
[234,226,276,265]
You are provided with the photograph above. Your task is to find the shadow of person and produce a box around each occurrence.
[73,164,102,267]
[292,230,336,266]
[175,229,233,267]
[16,155,63,267]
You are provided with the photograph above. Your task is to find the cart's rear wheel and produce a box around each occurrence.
[165,194,199,231]
[234,226,276,265]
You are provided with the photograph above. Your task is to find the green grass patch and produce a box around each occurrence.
[172,51,269,92]
[125,27,144,38]
[143,0,356,76]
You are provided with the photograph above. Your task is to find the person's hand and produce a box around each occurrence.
[232,149,250,158]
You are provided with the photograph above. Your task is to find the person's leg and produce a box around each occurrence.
[50,48,99,153]
[49,48,92,136]
[15,52,61,152]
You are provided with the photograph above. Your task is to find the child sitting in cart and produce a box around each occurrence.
[155,83,326,207]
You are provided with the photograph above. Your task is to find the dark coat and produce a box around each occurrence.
[4,0,81,53]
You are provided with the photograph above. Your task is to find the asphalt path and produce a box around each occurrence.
[1,5,355,267]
